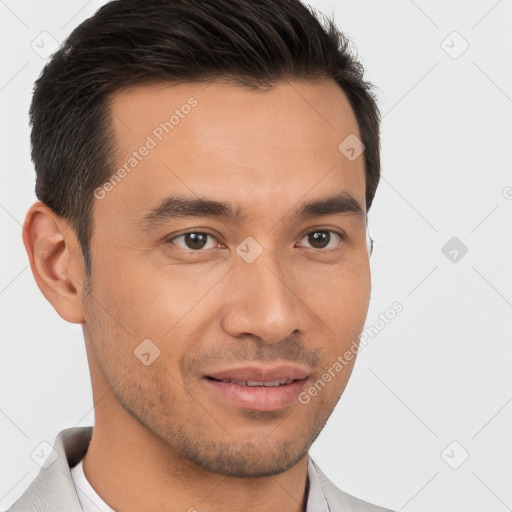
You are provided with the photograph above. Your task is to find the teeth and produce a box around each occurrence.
[246,380,264,386]
[230,379,247,386]
[263,379,281,387]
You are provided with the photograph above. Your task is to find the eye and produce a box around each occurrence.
[296,230,344,250]
[167,229,344,253]
[169,231,219,251]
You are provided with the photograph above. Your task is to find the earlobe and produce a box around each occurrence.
[22,202,86,324]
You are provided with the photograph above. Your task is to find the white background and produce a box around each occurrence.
[1,1,511,510]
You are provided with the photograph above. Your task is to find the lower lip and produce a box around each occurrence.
[204,378,308,412]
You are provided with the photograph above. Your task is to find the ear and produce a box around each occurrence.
[22,202,86,324]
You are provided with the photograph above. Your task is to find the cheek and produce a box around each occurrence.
[301,258,370,329]
[303,266,370,375]
[88,249,182,338]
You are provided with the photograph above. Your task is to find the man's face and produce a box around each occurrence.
[83,79,370,477]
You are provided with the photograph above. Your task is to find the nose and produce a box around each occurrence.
[221,242,305,344]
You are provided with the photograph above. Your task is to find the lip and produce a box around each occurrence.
[204,364,310,412]
[206,364,310,382]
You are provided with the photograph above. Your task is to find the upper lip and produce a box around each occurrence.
[205,364,310,382]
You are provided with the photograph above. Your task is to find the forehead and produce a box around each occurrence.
[109,79,360,149]
[100,79,366,230]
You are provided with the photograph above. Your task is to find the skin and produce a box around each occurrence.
[23,79,371,512]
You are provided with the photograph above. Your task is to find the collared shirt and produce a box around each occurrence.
[70,456,329,512]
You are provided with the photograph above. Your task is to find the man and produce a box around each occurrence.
[11,0,393,510]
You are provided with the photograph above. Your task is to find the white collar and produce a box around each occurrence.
[70,459,115,512]
[71,456,329,512]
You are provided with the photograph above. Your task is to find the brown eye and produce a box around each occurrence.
[170,232,216,251]
[297,230,343,250]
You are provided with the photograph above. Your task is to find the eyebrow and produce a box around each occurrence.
[137,192,364,230]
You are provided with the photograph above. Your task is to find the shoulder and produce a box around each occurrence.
[311,459,395,512]
[6,427,92,512]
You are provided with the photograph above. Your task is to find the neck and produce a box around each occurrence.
[83,385,309,511]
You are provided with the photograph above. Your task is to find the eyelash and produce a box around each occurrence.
[167,229,345,252]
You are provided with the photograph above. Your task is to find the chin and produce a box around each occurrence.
[177,436,310,478]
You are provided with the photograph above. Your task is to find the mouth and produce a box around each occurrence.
[207,378,296,387]
[203,365,310,411]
